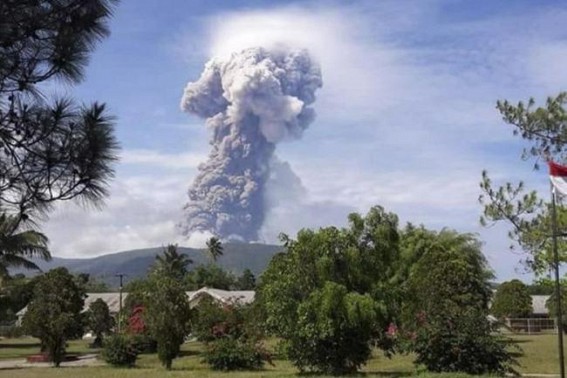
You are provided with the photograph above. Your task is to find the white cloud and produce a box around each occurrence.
[121,149,206,170]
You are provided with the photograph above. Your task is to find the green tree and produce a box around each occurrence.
[87,298,114,347]
[479,93,567,275]
[236,268,256,290]
[491,279,533,319]
[403,229,493,324]
[0,214,50,281]
[546,286,567,331]
[22,267,85,367]
[206,237,223,262]
[258,206,400,375]
[0,273,35,321]
[0,0,120,223]
[144,265,191,369]
[185,264,236,290]
[401,230,515,375]
[154,244,192,280]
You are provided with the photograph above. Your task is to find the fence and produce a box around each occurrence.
[505,318,557,335]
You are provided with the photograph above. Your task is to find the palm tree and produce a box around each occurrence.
[0,213,50,281]
[154,244,192,280]
[206,237,223,262]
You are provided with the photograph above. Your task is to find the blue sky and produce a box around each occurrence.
[43,0,567,282]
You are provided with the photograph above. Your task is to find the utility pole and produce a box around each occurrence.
[116,273,126,333]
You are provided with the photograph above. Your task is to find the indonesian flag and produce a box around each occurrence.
[549,161,567,196]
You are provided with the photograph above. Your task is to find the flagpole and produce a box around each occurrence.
[551,184,565,378]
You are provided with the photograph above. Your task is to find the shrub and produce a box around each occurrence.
[202,338,269,371]
[410,310,517,376]
[101,335,138,367]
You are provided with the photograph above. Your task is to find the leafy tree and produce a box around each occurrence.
[185,264,236,290]
[206,237,223,262]
[0,0,120,223]
[491,279,533,319]
[74,273,110,293]
[546,286,567,331]
[400,230,515,375]
[144,266,191,369]
[22,267,85,367]
[87,298,114,347]
[154,244,192,280]
[236,268,256,290]
[258,206,401,375]
[479,93,567,275]
[0,273,35,321]
[403,229,493,324]
[0,213,50,280]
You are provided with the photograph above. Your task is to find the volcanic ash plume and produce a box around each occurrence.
[179,47,322,241]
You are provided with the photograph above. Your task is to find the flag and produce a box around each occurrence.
[549,161,567,196]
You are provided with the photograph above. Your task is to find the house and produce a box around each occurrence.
[16,287,255,325]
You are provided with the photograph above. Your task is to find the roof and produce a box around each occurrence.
[188,287,255,307]
[17,288,255,317]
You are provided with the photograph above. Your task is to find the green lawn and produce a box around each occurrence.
[0,334,565,377]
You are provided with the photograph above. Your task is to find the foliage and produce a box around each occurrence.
[399,230,516,375]
[144,269,191,369]
[0,213,50,280]
[403,229,493,323]
[202,338,269,371]
[154,244,192,281]
[0,0,120,221]
[236,268,256,290]
[130,333,158,354]
[491,279,533,319]
[74,273,110,293]
[185,264,236,290]
[101,334,138,367]
[206,237,224,262]
[86,298,114,348]
[258,206,401,375]
[0,273,35,322]
[479,93,567,275]
[411,309,517,376]
[22,267,85,367]
[545,285,567,330]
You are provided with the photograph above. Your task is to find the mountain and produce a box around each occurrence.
[26,243,283,287]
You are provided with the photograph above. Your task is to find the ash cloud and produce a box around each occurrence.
[179,47,322,241]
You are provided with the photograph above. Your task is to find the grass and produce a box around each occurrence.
[0,334,565,377]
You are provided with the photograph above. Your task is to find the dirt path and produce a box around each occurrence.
[0,354,102,369]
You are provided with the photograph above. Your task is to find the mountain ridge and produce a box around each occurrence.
[25,243,284,287]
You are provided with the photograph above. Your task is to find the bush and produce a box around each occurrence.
[101,335,138,367]
[410,310,517,376]
[202,338,269,371]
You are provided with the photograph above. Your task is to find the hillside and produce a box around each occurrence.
[28,243,283,287]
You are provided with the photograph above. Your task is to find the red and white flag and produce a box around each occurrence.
[549,161,567,196]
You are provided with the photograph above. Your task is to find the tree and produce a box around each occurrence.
[206,237,223,262]
[144,265,191,369]
[236,268,256,290]
[491,279,533,319]
[0,0,119,223]
[154,244,192,280]
[22,267,85,367]
[0,273,35,322]
[546,286,567,331]
[0,213,50,280]
[479,93,567,275]
[401,230,516,375]
[185,264,236,290]
[258,206,401,375]
[87,298,114,348]
[403,229,493,323]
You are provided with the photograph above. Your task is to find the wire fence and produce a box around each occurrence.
[505,318,558,334]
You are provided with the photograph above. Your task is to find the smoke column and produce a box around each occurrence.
[179,47,322,241]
